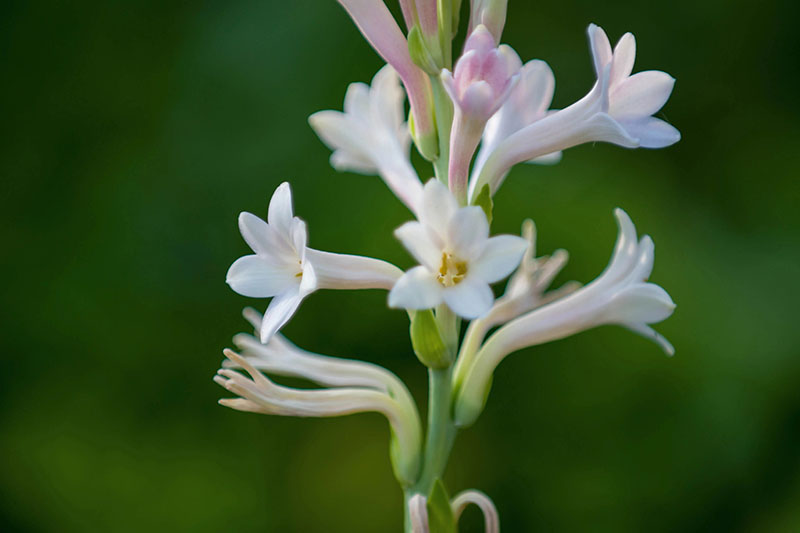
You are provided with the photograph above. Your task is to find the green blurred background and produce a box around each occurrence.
[2,0,799,531]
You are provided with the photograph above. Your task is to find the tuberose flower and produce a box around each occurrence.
[388,180,528,319]
[226,183,403,343]
[309,65,423,212]
[470,23,680,200]
[454,209,676,427]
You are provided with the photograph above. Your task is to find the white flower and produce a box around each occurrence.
[454,209,675,427]
[226,182,403,343]
[388,180,528,319]
[309,65,424,212]
[470,56,561,197]
[471,23,680,200]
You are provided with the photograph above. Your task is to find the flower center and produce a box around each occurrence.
[437,252,468,287]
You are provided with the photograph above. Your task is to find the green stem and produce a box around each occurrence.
[430,76,454,186]
[415,368,458,495]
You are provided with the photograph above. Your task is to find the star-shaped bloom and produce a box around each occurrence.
[309,65,423,212]
[388,180,528,319]
[226,182,316,344]
[227,183,403,343]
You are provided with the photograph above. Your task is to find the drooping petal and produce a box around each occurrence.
[395,221,442,271]
[442,278,495,319]
[259,288,305,343]
[625,323,675,356]
[267,182,294,238]
[388,266,443,310]
[470,234,529,283]
[616,117,681,148]
[226,255,299,298]
[447,206,490,260]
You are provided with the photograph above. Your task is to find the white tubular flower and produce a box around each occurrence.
[215,348,422,486]
[451,489,500,533]
[442,25,520,202]
[388,180,528,319]
[471,23,680,200]
[454,209,676,427]
[309,65,423,213]
[226,182,403,343]
[470,57,561,198]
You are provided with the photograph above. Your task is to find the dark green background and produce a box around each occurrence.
[2,0,799,531]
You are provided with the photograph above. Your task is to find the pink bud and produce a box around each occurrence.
[442,25,518,120]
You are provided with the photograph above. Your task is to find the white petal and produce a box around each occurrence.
[617,117,681,148]
[447,206,489,260]
[309,111,373,168]
[609,71,675,119]
[528,151,562,165]
[442,278,494,319]
[419,179,458,242]
[470,234,529,283]
[238,212,294,257]
[520,59,555,116]
[602,208,640,283]
[260,288,305,343]
[630,235,655,282]
[388,266,443,310]
[588,23,612,77]
[299,259,318,296]
[343,81,370,117]
[290,218,308,258]
[268,182,294,238]
[395,222,442,271]
[582,112,639,148]
[226,255,298,298]
[305,248,402,290]
[610,32,636,85]
[330,150,376,174]
[605,283,675,324]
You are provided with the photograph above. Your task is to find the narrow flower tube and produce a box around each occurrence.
[309,65,424,213]
[441,25,519,203]
[226,182,403,343]
[216,349,422,486]
[408,494,430,533]
[454,209,675,427]
[451,489,500,533]
[471,23,680,200]
[336,0,436,156]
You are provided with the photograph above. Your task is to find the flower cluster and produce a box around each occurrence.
[215,2,678,531]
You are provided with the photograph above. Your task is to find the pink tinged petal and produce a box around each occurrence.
[442,278,494,319]
[588,23,612,77]
[459,80,496,118]
[582,112,639,147]
[260,288,305,343]
[227,255,299,298]
[447,206,489,260]
[419,179,458,242]
[470,234,529,283]
[395,221,442,271]
[238,212,295,257]
[416,0,438,37]
[268,182,294,237]
[464,25,496,55]
[604,283,676,324]
[609,71,675,119]
[617,117,681,148]
[388,266,443,310]
[610,32,636,85]
[519,59,555,116]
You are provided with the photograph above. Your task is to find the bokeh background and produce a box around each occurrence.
[2,0,800,531]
